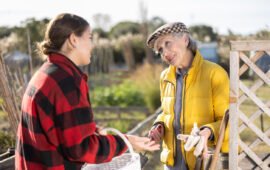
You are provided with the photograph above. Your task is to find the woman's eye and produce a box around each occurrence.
[165,41,170,47]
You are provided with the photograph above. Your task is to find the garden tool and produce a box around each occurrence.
[208,109,229,170]
[140,124,163,168]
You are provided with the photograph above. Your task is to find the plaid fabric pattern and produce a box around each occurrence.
[15,53,127,170]
[147,22,189,49]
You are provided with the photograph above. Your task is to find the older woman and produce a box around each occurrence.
[147,22,229,170]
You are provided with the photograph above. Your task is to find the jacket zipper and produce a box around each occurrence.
[183,75,188,163]
[163,80,176,161]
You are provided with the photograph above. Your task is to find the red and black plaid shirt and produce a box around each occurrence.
[15,53,127,170]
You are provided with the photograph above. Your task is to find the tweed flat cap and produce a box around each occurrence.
[147,22,189,49]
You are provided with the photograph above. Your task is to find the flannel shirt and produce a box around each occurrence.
[15,53,127,170]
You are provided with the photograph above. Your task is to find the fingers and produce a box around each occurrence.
[95,126,107,135]
[129,135,160,151]
[137,136,150,143]
[149,128,162,142]
[203,140,208,159]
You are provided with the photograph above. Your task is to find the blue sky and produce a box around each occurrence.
[1,0,269,35]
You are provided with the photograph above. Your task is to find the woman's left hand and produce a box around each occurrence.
[95,126,107,135]
[199,128,212,159]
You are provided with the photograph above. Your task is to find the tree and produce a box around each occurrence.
[109,21,140,38]
[92,28,108,38]
[148,16,166,32]
[0,26,14,39]
[138,1,154,63]
[256,28,270,40]
[189,25,218,42]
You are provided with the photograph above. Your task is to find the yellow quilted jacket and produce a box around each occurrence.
[154,50,229,169]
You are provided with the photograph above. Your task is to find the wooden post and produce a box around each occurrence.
[229,51,240,169]
[27,29,33,75]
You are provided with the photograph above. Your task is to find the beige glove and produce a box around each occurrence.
[193,136,205,157]
[177,123,206,157]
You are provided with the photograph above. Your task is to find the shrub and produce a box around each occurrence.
[107,120,131,133]
[90,80,146,107]
[130,63,164,111]
[0,131,15,154]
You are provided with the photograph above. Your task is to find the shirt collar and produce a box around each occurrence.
[47,53,88,81]
[176,67,190,76]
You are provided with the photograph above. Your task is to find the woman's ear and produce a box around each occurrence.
[68,33,77,49]
[184,33,189,47]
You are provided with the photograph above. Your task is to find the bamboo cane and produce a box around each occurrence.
[0,54,22,135]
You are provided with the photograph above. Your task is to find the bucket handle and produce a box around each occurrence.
[102,128,136,159]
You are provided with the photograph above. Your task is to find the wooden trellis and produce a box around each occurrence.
[229,41,270,170]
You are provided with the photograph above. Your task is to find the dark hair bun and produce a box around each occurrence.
[39,40,59,56]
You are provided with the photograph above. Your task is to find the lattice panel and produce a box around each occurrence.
[230,41,270,170]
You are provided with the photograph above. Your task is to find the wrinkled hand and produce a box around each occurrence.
[127,135,160,151]
[148,124,164,143]
[199,128,211,159]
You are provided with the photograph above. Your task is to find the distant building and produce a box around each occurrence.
[4,51,29,67]
[198,42,218,63]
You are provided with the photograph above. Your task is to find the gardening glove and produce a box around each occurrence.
[193,136,205,157]
[177,133,205,157]
[184,123,200,151]
[178,122,207,157]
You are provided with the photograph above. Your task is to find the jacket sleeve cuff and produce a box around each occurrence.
[152,121,165,134]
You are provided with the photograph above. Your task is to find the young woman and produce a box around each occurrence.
[147,22,229,170]
[15,13,159,170]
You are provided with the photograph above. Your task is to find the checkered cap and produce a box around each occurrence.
[147,22,189,49]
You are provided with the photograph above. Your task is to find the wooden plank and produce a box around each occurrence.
[239,70,270,105]
[239,51,265,76]
[95,118,141,122]
[239,81,270,117]
[0,155,14,170]
[240,52,270,86]
[238,139,268,169]
[231,40,270,51]
[239,100,270,132]
[239,111,270,146]
[229,51,240,170]
[239,127,270,161]
[93,106,150,112]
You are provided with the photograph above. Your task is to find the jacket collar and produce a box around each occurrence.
[163,49,203,85]
[47,53,88,81]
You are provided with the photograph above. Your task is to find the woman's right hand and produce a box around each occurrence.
[148,124,164,143]
[127,135,160,151]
